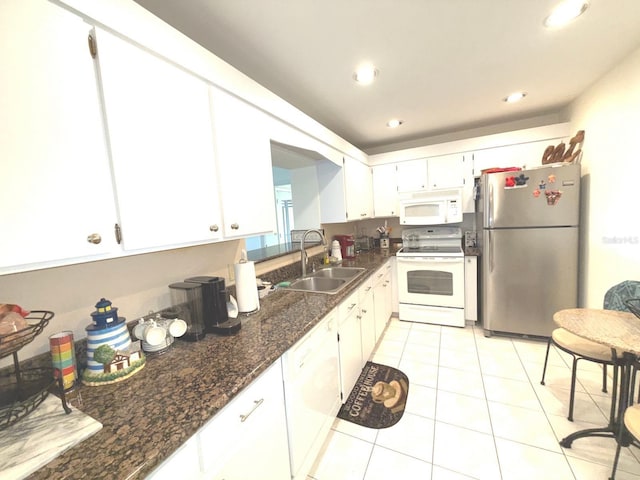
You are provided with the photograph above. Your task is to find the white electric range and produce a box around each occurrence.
[396,227,465,327]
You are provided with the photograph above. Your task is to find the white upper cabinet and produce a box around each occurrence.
[0,1,119,273]
[472,139,565,177]
[426,154,465,189]
[209,87,277,238]
[344,157,374,220]
[317,156,373,223]
[372,163,399,217]
[396,159,428,193]
[94,27,223,251]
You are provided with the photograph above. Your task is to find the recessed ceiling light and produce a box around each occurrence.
[353,65,378,85]
[386,119,403,128]
[504,92,527,103]
[544,0,589,28]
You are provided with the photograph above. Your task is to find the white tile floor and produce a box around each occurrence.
[308,318,640,480]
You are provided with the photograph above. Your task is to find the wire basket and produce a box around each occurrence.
[0,367,62,431]
[625,298,640,320]
[0,310,54,360]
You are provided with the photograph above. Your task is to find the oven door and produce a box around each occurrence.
[397,256,465,308]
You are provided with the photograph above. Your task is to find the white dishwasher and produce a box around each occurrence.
[282,309,341,480]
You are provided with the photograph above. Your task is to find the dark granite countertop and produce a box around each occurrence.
[28,251,392,480]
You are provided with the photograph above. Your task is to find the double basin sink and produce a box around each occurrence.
[285,267,366,294]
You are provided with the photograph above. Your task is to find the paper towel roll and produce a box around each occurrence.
[234,261,260,313]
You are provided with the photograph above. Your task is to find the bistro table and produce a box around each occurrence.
[553,308,640,448]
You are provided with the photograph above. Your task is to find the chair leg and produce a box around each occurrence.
[609,440,622,480]
[541,337,552,386]
[609,364,619,429]
[568,356,579,422]
[602,364,608,393]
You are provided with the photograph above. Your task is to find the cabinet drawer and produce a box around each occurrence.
[339,289,359,319]
[198,361,283,475]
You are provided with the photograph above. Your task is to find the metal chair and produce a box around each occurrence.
[540,281,640,421]
[609,400,640,479]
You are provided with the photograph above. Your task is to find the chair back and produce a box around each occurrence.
[604,280,640,311]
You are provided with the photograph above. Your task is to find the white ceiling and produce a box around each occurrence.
[132,0,640,153]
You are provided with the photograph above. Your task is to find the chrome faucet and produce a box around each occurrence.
[300,229,327,277]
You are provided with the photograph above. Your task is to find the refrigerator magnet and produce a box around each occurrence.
[533,189,541,198]
[538,180,546,190]
[548,174,556,183]
[545,190,562,206]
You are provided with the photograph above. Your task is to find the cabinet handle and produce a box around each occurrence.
[366,286,372,292]
[348,303,357,310]
[231,223,240,230]
[362,309,368,314]
[239,398,264,422]
[209,224,219,232]
[86,233,102,244]
[114,223,122,244]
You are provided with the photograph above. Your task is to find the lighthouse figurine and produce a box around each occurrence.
[82,298,145,386]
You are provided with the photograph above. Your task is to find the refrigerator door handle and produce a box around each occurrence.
[488,230,494,273]
[487,182,494,228]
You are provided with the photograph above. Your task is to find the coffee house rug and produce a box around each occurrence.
[337,361,409,429]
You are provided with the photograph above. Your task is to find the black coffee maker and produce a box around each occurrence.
[184,276,241,335]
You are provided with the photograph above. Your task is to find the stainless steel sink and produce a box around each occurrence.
[310,267,365,280]
[284,267,367,294]
[286,276,347,294]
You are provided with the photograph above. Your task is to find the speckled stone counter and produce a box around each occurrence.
[26,251,392,480]
[553,308,640,355]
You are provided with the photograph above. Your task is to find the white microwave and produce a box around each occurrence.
[399,189,463,225]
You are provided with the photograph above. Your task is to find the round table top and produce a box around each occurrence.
[553,308,640,356]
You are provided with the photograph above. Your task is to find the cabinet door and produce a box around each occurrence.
[396,159,428,193]
[427,154,465,189]
[359,284,376,364]
[464,256,478,322]
[282,310,340,479]
[146,436,201,480]
[199,361,290,480]
[338,292,362,402]
[372,164,399,217]
[210,87,277,238]
[344,157,373,219]
[95,28,222,251]
[0,1,119,273]
[373,263,392,343]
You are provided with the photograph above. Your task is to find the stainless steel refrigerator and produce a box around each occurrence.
[477,163,581,337]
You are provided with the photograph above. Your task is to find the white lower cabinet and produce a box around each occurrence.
[373,262,393,343]
[337,289,363,402]
[198,361,290,480]
[465,256,478,322]
[146,435,201,480]
[282,310,341,480]
[359,279,376,364]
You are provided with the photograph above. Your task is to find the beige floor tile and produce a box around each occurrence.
[308,430,374,480]
[437,366,485,398]
[363,445,432,480]
[435,390,492,434]
[495,437,574,480]
[488,401,562,452]
[433,422,501,480]
[374,412,435,463]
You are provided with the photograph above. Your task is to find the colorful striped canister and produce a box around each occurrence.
[49,331,77,391]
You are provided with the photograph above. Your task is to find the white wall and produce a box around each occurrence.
[0,240,242,368]
[568,45,640,308]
